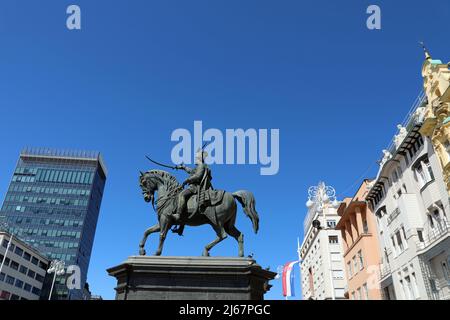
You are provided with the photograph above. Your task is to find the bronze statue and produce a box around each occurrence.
[172,149,213,236]
[138,150,259,257]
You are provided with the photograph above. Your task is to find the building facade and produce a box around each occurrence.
[299,182,347,300]
[336,180,382,300]
[419,48,450,194]
[0,148,107,299]
[0,230,50,300]
[366,88,450,300]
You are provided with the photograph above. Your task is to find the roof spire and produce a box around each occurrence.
[419,41,431,60]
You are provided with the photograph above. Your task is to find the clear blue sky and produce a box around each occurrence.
[0,1,449,300]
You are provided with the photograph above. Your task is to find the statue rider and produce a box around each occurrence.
[172,149,213,236]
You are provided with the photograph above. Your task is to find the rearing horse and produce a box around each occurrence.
[138,170,259,257]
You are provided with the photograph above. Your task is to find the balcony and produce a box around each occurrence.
[417,220,450,251]
[387,207,401,225]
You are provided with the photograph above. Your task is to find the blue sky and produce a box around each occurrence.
[0,1,449,300]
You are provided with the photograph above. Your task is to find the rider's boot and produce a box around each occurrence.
[172,207,185,236]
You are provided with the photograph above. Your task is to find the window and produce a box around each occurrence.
[23,283,32,292]
[31,257,38,265]
[10,261,19,270]
[27,269,36,279]
[1,239,7,248]
[363,283,369,300]
[357,287,362,300]
[347,261,352,278]
[35,274,44,283]
[417,230,424,242]
[396,230,404,252]
[6,275,14,285]
[329,236,339,244]
[19,266,28,275]
[402,226,408,249]
[14,246,24,257]
[327,220,336,228]
[353,256,358,272]
[405,276,415,299]
[351,291,356,300]
[391,236,397,256]
[0,272,5,282]
[358,250,364,270]
[442,259,450,281]
[14,279,24,289]
[31,287,41,296]
[362,219,369,234]
[10,294,20,300]
[414,157,434,188]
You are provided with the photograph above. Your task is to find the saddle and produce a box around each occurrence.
[186,189,225,224]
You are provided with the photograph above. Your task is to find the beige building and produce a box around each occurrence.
[420,47,450,193]
[336,180,382,300]
[0,231,49,300]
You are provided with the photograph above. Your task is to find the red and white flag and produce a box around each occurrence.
[282,261,298,297]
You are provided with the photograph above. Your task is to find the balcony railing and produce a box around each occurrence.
[387,207,401,225]
[417,220,450,251]
[379,263,391,280]
[383,91,427,155]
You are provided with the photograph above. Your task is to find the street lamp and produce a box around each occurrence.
[306,181,340,300]
[0,221,14,276]
[47,260,66,300]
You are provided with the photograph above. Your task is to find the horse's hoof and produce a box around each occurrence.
[154,251,162,256]
[202,249,210,257]
[139,248,146,256]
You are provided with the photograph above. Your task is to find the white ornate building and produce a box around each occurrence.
[366,91,450,300]
[299,182,347,300]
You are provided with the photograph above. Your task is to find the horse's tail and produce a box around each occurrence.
[232,190,259,234]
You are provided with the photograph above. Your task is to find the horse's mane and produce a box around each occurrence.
[147,169,182,196]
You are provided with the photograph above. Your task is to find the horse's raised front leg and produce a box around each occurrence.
[155,215,170,256]
[139,224,160,256]
[203,224,227,257]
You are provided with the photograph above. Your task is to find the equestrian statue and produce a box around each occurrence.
[138,148,259,257]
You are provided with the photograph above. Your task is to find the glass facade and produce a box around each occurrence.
[0,148,107,299]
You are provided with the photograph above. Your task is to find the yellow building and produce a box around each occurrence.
[419,46,450,193]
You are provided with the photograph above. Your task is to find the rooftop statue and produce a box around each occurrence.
[138,149,259,257]
[394,124,408,148]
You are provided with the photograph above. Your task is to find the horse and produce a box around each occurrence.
[138,170,259,257]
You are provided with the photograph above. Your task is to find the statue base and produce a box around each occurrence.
[107,256,276,300]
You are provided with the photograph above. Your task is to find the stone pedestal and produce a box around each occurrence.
[107,256,276,300]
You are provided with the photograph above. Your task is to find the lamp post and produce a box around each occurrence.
[306,182,340,300]
[0,222,13,276]
[47,260,66,300]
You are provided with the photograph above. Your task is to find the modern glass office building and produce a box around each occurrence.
[0,148,107,299]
